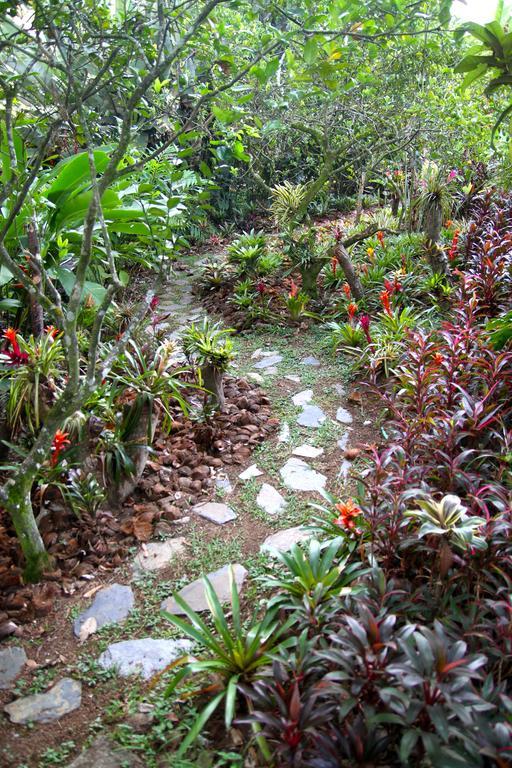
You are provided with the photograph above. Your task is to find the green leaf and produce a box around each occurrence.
[304,37,318,64]
[176,693,224,758]
[212,105,239,124]
[46,150,110,202]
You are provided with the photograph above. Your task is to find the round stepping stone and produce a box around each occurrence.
[336,407,353,425]
[4,678,81,724]
[260,526,312,555]
[192,501,237,525]
[67,736,145,767]
[297,405,326,428]
[98,638,193,679]
[239,464,263,480]
[256,483,287,516]
[292,444,324,459]
[301,356,320,366]
[292,389,313,407]
[161,564,248,614]
[133,539,186,573]
[278,422,291,443]
[279,457,327,493]
[73,584,134,638]
[253,354,282,369]
[0,646,27,689]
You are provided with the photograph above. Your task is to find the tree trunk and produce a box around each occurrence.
[333,243,364,301]
[5,471,52,582]
[423,200,443,243]
[300,261,324,299]
[27,219,44,338]
[109,399,158,506]
[355,170,366,224]
[201,364,225,411]
[425,241,449,275]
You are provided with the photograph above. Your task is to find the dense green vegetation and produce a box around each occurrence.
[1,1,512,766]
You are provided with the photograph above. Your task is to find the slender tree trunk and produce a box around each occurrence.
[201,364,225,410]
[300,261,324,298]
[355,169,366,224]
[8,478,51,582]
[27,219,44,337]
[334,242,363,301]
[110,400,158,506]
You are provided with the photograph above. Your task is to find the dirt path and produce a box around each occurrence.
[0,261,379,768]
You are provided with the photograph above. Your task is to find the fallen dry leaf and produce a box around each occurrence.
[133,518,153,542]
[343,448,361,460]
[83,584,102,600]
[78,616,97,643]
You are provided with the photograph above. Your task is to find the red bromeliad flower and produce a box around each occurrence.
[377,230,385,247]
[150,295,160,311]
[2,328,28,365]
[289,280,299,299]
[380,289,393,316]
[333,499,361,530]
[359,314,372,343]
[256,281,266,295]
[448,229,460,262]
[209,234,222,246]
[347,302,358,320]
[51,430,71,466]
[432,352,444,365]
[3,327,20,354]
[342,282,351,299]
[45,325,60,339]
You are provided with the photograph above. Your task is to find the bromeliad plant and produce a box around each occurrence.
[182,319,235,411]
[162,566,295,760]
[283,281,309,321]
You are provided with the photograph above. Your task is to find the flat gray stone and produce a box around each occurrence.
[0,646,27,689]
[133,539,186,572]
[292,389,313,407]
[336,407,353,425]
[73,584,134,637]
[251,348,278,360]
[301,356,321,367]
[4,678,81,724]
[162,564,248,614]
[292,444,324,459]
[247,372,264,384]
[285,375,301,383]
[256,483,287,516]
[339,460,351,480]
[260,526,312,555]
[192,501,236,525]
[333,383,346,397]
[338,433,350,451]
[297,405,326,428]
[254,354,282,369]
[279,457,327,493]
[278,422,290,442]
[239,464,263,480]
[215,473,233,494]
[67,736,145,767]
[263,366,278,375]
[98,638,193,679]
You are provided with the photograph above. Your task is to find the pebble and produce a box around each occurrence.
[285,375,301,383]
[278,422,291,442]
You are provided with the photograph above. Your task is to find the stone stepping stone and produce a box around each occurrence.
[73,584,134,638]
[215,473,233,494]
[278,422,290,442]
[4,678,81,724]
[192,501,236,525]
[0,646,27,689]
[247,372,264,384]
[301,356,321,367]
[162,564,248,614]
[297,405,326,428]
[133,539,186,573]
[336,407,353,425]
[98,638,193,680]
[260,526,312,555]
[280,457,327,493]
[292,444,324,459]
[67,736,145,767]
[254,354,282,369]
[285,375,301,383]
[251,349,278,359]
[292,389,313,407]
[239,464,263,480]
[262,366,278,375]
[338,433,350,451]
[339,460,352,480]
[256,483,287,516]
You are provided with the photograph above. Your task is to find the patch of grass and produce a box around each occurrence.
[185,526,244,578]
[38,742,76,767]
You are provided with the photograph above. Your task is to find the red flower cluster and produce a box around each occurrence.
[333,500,361,530]
[150,295,160,311]
[448,229,460,262]
[377,230,385,248]
[359,314,372,343]
[51,430,71,467]
[289,280,299,299]
[384,277,402,295]
[2,328,28,366]
[45,325,60,339]
[342,283,351,299]
[347,302,358,320]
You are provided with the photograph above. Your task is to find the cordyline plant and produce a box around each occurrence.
[0,0,281,581]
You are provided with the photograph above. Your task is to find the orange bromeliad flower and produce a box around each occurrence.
[3,327,18,347]
[377,230,385,247]
[289,280,299,299]
[45,325,60,339]
[347,302,358,320]
[333,499,361,530]
[342,282,351,299]
[51,430,71,466]
[380,289,393,316]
